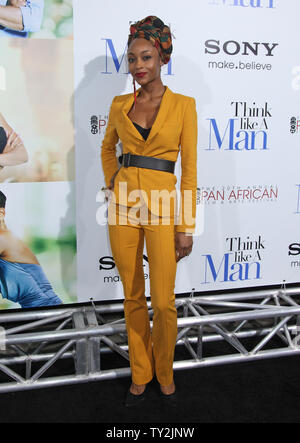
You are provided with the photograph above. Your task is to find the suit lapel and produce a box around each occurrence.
[121,91,144,141]
[121,86,173,143]
[146,86,173,143]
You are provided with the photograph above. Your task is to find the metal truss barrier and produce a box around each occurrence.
[0,286,300,393]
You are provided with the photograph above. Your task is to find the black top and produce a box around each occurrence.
[117,121,152,165]
[133,122,151,141]
[0,127,7,154]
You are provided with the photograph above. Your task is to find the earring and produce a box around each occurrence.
[133,78,137,109]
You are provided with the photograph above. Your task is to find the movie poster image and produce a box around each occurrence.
[0,181,76,310]
[0,37,74,182]
[0,0,73,39]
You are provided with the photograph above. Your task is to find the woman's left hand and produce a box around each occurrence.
[175,232,193,262]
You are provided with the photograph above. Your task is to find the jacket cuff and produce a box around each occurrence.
[175,226,195,235]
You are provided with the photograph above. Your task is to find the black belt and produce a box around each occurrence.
[119,153,175,174]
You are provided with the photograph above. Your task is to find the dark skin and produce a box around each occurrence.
[109,38,193,396]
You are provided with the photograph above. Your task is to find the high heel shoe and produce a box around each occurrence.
[160,386,178,407]
[124,386,146,407]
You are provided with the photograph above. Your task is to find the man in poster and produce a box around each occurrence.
[0,191,62,309]
[0,0,44,38]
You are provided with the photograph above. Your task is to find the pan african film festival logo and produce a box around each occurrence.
[205,101,272,151]
[290,116,300,134]
[90,115,108,135]
[198,184,278,205]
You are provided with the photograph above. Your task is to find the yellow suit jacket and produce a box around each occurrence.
[101,86,198,234]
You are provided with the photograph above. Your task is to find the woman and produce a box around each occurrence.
[101,16,197,407]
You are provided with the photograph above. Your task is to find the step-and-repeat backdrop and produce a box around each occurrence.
[0,0,299,310]
[74,0,300,303]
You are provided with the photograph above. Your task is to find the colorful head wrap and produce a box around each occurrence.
[128,16,173,65]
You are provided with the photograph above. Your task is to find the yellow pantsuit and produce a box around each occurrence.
[101,86,197,385]
[108,203,177,385]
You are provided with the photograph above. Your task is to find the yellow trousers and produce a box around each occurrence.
[107,202,178,386]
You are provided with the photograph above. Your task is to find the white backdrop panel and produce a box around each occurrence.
[73,0,300,302]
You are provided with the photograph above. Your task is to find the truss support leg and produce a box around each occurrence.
[85,308,101,373]
[295,315,300,348]
[72,311,88,376]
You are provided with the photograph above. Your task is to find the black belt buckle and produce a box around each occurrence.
[123,152,131,168]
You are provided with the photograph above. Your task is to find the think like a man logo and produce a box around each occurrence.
[205,101,272,151]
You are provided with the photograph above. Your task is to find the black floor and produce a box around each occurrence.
[1,345,300,424]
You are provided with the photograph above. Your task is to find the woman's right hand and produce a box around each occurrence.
[103,169,120,202]
[108,169,119,191]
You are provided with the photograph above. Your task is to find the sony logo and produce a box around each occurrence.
[205,40,278,56]
[289,243,300,256]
